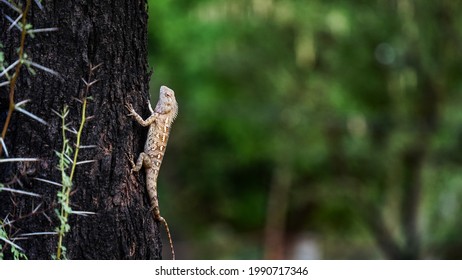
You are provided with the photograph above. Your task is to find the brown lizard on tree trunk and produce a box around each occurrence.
[125,85,178,259]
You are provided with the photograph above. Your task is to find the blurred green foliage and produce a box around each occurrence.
[147,0,462,259]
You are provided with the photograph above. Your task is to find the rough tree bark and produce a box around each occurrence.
[0,0,163,259]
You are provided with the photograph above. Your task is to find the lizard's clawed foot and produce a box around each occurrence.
[125,102,135,117]
[125,153,136,173]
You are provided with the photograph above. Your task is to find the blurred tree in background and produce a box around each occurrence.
[147,0,462,259]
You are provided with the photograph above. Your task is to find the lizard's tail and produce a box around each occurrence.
[149,180,176,259]
[159,216,175,260]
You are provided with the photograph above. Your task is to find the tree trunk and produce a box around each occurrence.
[0,0,162,259]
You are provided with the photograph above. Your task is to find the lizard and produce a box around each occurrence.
[125,85,178,260]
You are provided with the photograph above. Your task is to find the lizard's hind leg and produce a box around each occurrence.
[130,152,153,172]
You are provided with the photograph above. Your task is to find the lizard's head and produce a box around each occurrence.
[156,86,178,119]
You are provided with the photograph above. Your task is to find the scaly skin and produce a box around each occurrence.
[125,85,178,259]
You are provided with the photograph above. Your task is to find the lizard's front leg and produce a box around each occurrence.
[125,102,158,127]
[129,152,153,173]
